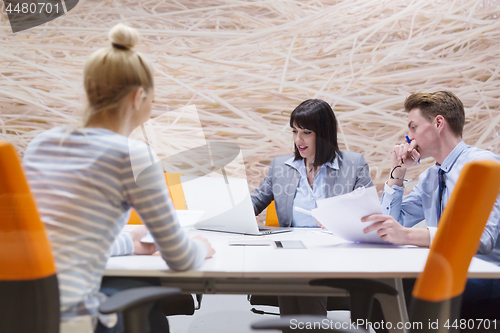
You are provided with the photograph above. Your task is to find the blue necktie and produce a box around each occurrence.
[438,168,446,220]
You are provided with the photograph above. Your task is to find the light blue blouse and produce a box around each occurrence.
[285,157,337,227]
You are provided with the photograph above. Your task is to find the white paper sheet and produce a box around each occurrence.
[141,210,205,243]
[311,186,387,244]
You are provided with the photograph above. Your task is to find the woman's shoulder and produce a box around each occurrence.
[337,150,366,164]
[30,125,122,142]
[270,154,295,166]
[26,125,134,159]
[26,125,71,150]
[32,125,68,138]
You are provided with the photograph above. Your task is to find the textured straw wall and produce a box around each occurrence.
[1,0,500,194]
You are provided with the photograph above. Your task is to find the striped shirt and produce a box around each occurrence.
[23,126,207,323]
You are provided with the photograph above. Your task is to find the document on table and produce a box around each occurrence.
[311,186,387,244]
[141,210,205,243]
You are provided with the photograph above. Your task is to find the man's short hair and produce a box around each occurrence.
[404,91,465,137]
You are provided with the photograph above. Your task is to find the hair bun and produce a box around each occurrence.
[109,23,140,50]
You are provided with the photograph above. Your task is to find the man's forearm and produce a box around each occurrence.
[405,228,431,247]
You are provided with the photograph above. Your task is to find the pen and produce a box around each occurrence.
[403,132,420,163]
[404,132,411,144]
[294,206,313,216]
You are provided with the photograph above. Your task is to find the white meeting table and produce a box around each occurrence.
[105,228,500,333]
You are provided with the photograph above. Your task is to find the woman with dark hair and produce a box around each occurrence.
[251,99,373,315]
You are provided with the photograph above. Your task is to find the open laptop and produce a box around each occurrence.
[180,175,291,235]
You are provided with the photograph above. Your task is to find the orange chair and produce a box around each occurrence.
[252,160,500,332]
[265,201,279,227]
[410,160,500,329]
[128,173,186,225]
[0,142,60,333]
[0,142,183,333]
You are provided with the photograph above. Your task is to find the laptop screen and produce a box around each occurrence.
[180,175,260,235]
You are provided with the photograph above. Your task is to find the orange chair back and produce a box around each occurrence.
[413,160,500,302]
[265,201,279,227]
[0,142,59,333]
[0,142,57,280]
[165,173,186,210]
[128,173,186,224]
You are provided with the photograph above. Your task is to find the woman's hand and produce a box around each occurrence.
[193,235,216,259]
[316,219,326,229]
[152,235,216,259]
[129,225,157,255]
[256,215,265,226]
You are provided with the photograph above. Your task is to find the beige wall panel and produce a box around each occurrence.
[1,0,500,193]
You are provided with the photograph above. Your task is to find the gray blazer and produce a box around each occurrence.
[251,151,373,227]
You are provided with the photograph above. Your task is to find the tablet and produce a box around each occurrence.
[273,240,306,249]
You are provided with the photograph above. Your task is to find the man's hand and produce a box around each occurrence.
[129,225,157,255]
[391,140,420,170]
[361,214,430,247]
[361,214,410,245]
[388,140,420,186]
[193,235,216,259]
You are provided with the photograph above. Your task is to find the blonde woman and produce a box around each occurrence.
[23,23,214,333]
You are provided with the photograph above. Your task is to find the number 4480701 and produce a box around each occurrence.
[6,2,61,14]
[444,319,497,330]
